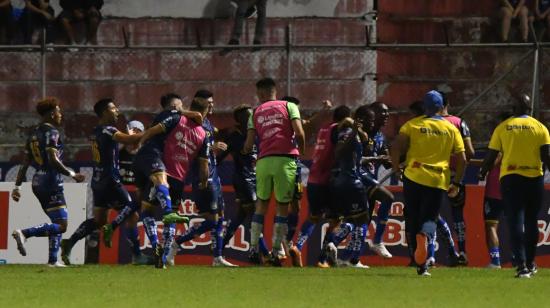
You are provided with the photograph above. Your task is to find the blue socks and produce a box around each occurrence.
[23,222,62,238]
[489,247,501,266]
[48,234,61,264]
[162,223,176,262]
[175,219,216,245]
[154,184,172,216]
[211,218,224,258]
[111,202,138,230]
[296,220,315,251]
[332,223,353,246]
[66,218,97,247]
[142,216,158,250]
[373,201,391,244]
[437,216,458,257]
[349,224,367,264]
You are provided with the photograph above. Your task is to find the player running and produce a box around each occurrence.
[391,90,466,276]
[11,98,86,267]
[479,94,550,278]
[244,78,306,266]
[60,98,144,265]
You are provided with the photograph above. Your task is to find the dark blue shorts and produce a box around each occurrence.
[133,148,165,191]
[234,175,256,206]
[484,197,504,222]
[92,178,132,209]
[32,184,68,221]
[329,175,368,218]
[307,183,330,218]
[192,181,223,215]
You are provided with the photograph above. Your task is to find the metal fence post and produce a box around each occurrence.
[529,22,541,117]
[286,24,292,96]
[40,28,46,99]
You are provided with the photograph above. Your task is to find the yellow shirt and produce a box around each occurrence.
[488,115,550,178]
[400,115,465,190]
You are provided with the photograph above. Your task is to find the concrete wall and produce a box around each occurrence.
[46,0,371,18]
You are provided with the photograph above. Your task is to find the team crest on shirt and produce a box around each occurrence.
[257,116,265,124]
[175,131,184,140]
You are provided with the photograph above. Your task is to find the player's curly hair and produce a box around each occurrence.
[36,97,60,116]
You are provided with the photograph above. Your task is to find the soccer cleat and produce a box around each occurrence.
[289,245,303,267]
[48,261,68,268]
[277,245,287,260]
[12,230,27,256]
[417,267,431,276]
[317,261,330,268]
[60,239,72,265]
[326,242,338,266]
[515,267,531,278]
[350,261,370,269]
[457,252,468,266]
[426,257,436,268]
[336,259,351,267]
[212,256,238,267]
[154,246,166,269]
[414,233,428,266]
[269,253,283,267]
[248,251,262,265]
[370,243,393,258]
[102,224,114,248]
[448,252,460,267]
[162,213,189,225]
[486,263,501,269]
[528,263,538,275]
[132,254,153,265]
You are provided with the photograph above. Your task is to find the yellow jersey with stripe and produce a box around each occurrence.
[488,115,550,179]
[400,115,465,190]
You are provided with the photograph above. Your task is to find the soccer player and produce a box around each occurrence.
[172,90,236,267]
[119,120,144,186]
[324,106,375,269]
[217,105,271,262]
[479,94,550,278]
[289,105,351,267]
[364,101,394,259]
[11,97,86,267]
[144,97,211,268]
[244,77,306,266]
[130,93,199,260]
[60,98,144,265]
[391,90,466,276]
[440,91,475,265]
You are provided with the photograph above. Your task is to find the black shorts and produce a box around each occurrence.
[133,147,166,191]
[234,175,256,205]
[92,178,132,209]
[483,197,504,222]
[307,183,330,218]
[329,175,368,218]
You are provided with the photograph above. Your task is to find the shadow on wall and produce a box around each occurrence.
[204,0,236,18]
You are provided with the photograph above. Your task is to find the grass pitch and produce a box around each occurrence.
[0,265,547,307]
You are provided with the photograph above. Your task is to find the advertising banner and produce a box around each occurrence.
[98,185,550,267]
[0,183,88,264]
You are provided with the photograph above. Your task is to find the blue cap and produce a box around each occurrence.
[423,90,444,111]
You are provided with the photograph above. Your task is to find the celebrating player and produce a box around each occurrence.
[11,98,85,267]
[61,98,144,265]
